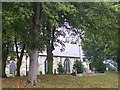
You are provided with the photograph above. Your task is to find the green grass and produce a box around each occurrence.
[2,71,119,88]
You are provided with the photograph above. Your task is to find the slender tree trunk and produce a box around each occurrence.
[15,38,25,76]
[2,55,7,78]
[117,59,120,72]
[2,43,8,78]
[16,61,21,76]
[46,27,55,74]
[47,44,53,74]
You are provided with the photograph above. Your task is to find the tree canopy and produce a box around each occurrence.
[2,2,119,85]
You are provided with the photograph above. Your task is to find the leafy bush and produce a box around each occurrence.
[57,63,64,74]
[39,71,42,75]
[94,60,106,73]
[73,60,84,73]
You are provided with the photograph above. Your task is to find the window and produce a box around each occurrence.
[89,63,93,71]
[64,58,70,74]
[44,59,48,74]
[83,58,86,62]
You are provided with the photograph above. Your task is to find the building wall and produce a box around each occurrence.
[6,54,90,76]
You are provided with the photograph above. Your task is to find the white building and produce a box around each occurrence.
[6,43,90,76]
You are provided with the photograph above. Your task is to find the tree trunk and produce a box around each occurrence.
[27,2,40,86]
[2,55,7,78]
[46,27,55,74]
[2,43,8,78]
[46,44,53,74]
[117,59,120,72]
[15,38,25,76]
[16,61,21,76]
[27,47,39,86]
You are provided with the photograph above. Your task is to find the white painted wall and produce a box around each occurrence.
[5,54,90,76]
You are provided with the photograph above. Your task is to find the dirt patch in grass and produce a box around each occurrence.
[2,71,119,88]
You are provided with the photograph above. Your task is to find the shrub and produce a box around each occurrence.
[39,71,42,75]
[94,60,106,73]
[57,63,64,74]
[73,60,84,73]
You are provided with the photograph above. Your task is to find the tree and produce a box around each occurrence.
[94,59,106,73]
[26,2,41,86]
[3,3,45,85]
[61,2,119,72]
[2,2,119,86]
[2,2,33,78]
[57,63,64,74]
[14,38,25,76]
[39,3,77,74]
[73,60,84,73]
[42,2,119,74]
[2,3,15,77]
[75,2,119,71]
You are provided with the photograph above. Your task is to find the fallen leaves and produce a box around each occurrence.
[2,71,118,88]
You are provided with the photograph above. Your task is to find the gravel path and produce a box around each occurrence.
[77,72,106,76]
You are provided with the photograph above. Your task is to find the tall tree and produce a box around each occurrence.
[2,3,15,77]
[2,2,33,78]
[79,2,119,70]
[35,2,77,74]
[14,38,25,76]
[26,3,40,85]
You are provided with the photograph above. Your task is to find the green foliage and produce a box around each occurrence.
[39,71,42,75]
[94,60,106,73]
[73,60,84,73]
[2,2,119,76]
[81,2,119,67]
[57,63,64,74]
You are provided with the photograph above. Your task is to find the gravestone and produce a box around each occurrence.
[10,61,16,77]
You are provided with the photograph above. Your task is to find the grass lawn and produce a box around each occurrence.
[2,71,119,88]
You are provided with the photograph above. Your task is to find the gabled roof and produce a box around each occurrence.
[39,43,84,58]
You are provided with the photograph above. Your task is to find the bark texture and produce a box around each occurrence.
[27,48,39,86]
[47,43,53,74]
[27,2,40,86]
[46,27,55,74]
[2,43,8,78]
[15,38,25,76]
